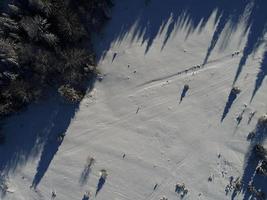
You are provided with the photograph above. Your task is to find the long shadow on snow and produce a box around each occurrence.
[1,0,267,193]
[79,158,94,186]
[95,176,106,196]
[0,93,75,175]
[31,78,96,189]
[179,84,189,103]
[0,77,96,190]
[97,0,244,58]
[30,101,78,189]
[79,166,91,186]
[250,49,267,102]
[232,121,267,200]
[232,0,267,85]
[221,88,239,122]
[202,0,249,65]
[97,0,267,98]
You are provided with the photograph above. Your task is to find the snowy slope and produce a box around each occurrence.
[1,0,267,200]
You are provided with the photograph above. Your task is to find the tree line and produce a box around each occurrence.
[0,0,113,119]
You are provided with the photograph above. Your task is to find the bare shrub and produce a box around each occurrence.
[58,85,84,103]
[231,86,241,95]
[258,114,267,126]
[100,169,108,179]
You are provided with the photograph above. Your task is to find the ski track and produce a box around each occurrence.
[145,154,191,200]
[63,72,235,156]
[81,52,238,112]
[136,52,239,90]
[46,51,245,200]
[4,0,267,199]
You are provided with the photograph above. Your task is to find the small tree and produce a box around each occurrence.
[58,84,84,103]
[231,86,241,95]
[258,114,267,126]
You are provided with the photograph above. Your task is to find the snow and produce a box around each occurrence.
[0,0,267,199]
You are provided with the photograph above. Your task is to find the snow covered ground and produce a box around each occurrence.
[0,0,267,199]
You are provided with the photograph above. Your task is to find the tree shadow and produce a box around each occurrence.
[250,49,267,102]
[236,109,245,126]
[30,79,96,189]
[231,120,267,200]
[179,84,189,104]
[79,157,95,186]
[30,101,78,189]
[98,0,267,60]
[0,93,69,174]
[0,0,267,195]
[202,0,248,65]
[96,0,267,100]
[248,111,256,125]
[79,166,92,187]
[232,0,267,85]
[111,52,117,63]
[95,175,106,196]
[0,77,96,191]
[97,0,225,59]
[0,94,78,195]
[95,169,108,197]
[221,88,240,122]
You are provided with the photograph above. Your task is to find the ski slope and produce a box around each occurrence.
[1,0,267,199]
